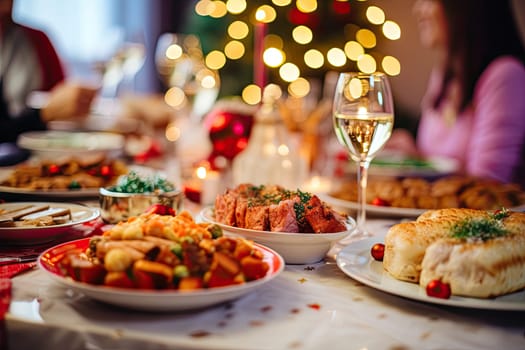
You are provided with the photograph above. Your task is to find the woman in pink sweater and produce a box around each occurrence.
[389,0,525,186]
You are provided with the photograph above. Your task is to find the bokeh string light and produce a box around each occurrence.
[192,0,401,104]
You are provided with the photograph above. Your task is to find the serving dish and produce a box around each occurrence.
[17,130,125,158]
[344,155,459,178]
[319,193,525,218]
[336,232,525,311]
[0,202,100,244]
[0,174,100,198]
[0,165,148,199]
[200,206,356,264]
[98,168,183,223]
[99,187,184,224]
[39,237,284,311]
[318,193,426,218]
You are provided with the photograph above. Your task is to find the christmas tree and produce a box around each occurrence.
[184,0,401,100]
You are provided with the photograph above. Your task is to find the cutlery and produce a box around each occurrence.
[0,254,39,266]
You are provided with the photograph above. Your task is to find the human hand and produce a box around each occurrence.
[119,94,175,129]
[40,82,98,123]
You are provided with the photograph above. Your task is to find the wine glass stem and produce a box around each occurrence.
[357,160,370,234]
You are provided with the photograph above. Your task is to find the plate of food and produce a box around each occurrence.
[0,202,100,243]
[38,211,284,312]
[343,154,459,178]
[323,175,525,218]
[17,130,125,158]
[200,184,356,264]
[337,208,525,310]
[0,159,130,198]
[318,193,426,218]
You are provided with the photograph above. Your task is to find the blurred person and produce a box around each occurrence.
[0,0,97,163]
[387,0,525,185]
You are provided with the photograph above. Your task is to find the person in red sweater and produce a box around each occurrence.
[0,0,97,148]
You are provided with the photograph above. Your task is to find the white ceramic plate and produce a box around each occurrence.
[319,193,525,218]
[0,165,155,199]
[39,238,285,312]
[0,202,100,243]
[318,193,426,218]
[200,206,356,264]
[17,130,124,158]
[336,232,525,311]
[0,168,100,197]
[344,155,459,178]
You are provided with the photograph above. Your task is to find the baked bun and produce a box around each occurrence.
[383,208,525,298]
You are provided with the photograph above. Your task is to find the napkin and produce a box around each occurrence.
[0,217,107,320]
[0,262,36,319]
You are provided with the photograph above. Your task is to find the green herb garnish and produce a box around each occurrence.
[451,209,509,241]
[68,180,81,190]
[109,171,175,193]
[492,208,510,220]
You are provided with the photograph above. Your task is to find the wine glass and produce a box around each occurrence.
[154,33,220,121]
[155,33,217,177]
[332,72,394,239]
[95,32,146,99]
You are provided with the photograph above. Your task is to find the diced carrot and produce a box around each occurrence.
[133,260,172,289]
[241,255,269,280]
[105,271,134,288]
[132,269,156,289]
[178,276,203,290]
[206,269,237,288]
[232,240,253,260]
[68,255,106,284]
[214,251,241,276]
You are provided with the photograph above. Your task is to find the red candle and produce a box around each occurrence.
[254,22,267,89]
[184,184,201,203]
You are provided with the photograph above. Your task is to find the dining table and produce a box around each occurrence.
[2,194,525,350]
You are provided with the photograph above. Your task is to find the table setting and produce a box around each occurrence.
[1,69,524,350]
[1,123,525,349]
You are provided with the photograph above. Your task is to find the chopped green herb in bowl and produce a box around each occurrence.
[99,171,183,224]
[109,171,175,194]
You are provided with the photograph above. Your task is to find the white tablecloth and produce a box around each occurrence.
[6,218,525,350]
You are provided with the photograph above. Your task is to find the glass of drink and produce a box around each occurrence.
[332,72,394,239]
[154,33,220,121]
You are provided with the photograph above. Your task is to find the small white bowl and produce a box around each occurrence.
[200,206,356,264]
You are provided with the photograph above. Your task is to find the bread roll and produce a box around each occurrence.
[420,234,525,298]
[383,208,525,297]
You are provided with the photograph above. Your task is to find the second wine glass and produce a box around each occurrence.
[332,72,394,239]
[155,33,220,121]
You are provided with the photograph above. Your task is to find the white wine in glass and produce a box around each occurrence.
[332,72,394,239]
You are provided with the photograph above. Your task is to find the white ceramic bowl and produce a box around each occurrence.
[200,206,356,264]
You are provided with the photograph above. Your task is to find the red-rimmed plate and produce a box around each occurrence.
[38,237,285,312]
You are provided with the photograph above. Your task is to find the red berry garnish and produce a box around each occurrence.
[371,197,390,207]
[147,204,175,216]
[426,280,451,299]
[370,243,385,261]
[47,164,61,175]
[100,165,114,177]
